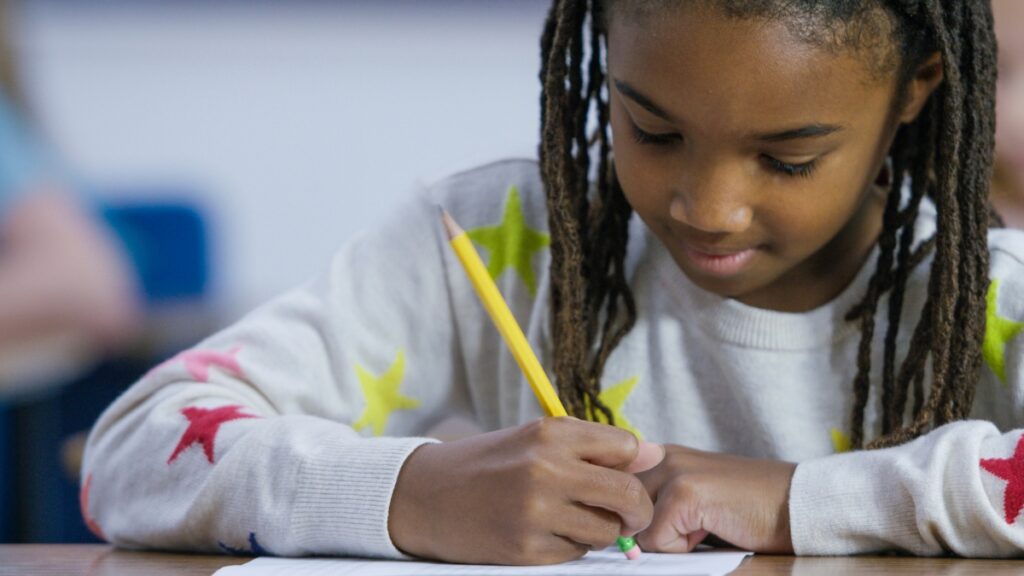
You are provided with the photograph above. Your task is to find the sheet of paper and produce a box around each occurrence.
[214,548,752,576]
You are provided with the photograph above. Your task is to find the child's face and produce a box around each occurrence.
[607,6,906,312]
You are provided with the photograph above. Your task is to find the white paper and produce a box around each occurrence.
[214,548,752,576]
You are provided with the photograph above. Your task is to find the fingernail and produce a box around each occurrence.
[627,441,665,473]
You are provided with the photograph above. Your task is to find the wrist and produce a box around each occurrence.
[388,442,444,559]
[775,462,797,554]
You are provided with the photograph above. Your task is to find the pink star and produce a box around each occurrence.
[79,473,106,541]
[981,434,1024,524]
[168,405,258,464]
[153,346,245,383]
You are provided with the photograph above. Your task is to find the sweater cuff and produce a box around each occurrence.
[789,451,919,555]
[291,435,438,559]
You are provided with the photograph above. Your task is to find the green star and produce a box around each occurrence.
[984,279,1024,384]
[588,376,642,439]
[466,186,550,296]
[353,349,420,436]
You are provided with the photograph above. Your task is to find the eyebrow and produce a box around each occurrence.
[613,79,673,121]
[753,124,844,143]
[614,78,845,143]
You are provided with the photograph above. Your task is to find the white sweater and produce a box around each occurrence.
[83,159,1024,558]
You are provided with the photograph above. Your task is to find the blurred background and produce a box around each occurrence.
[0,0,548,544]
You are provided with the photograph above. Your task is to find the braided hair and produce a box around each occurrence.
[538,0,998,448]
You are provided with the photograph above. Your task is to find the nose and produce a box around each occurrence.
[669,169,753,234]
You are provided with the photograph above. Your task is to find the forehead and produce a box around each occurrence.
[606,6,897,136]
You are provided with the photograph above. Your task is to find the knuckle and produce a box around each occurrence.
[666,476,695,501]
[520,494,549,526]
[620,474,647,506]
[618,430,641,459]
[522,455,558,487]
[531,417,561,442]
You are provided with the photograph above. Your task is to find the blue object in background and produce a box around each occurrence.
[103,200,210,303]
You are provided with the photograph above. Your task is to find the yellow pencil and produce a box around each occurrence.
[442,208,643,560]
[440,209,567,418]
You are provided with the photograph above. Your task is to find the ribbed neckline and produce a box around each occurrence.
[643,199,937,351]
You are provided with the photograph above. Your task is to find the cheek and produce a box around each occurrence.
[609,108,667,213]
[760,160,873,257]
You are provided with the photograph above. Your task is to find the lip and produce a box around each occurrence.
[681,243,759,277]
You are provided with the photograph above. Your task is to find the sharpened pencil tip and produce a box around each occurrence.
[439,207,464,240]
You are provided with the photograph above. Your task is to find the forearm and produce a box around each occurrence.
[84,368,436,557]
[789,420,1024,557]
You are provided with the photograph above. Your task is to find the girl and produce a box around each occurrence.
[82,0,1022,565]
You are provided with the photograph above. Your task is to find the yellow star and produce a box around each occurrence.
[353,350,420,436]
[588,376,642,439]
[983,280,1024,384]
[466,186,551,296]
[831,427,852,453]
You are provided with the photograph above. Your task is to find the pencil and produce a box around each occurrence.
[441,208,641,560]
[440,209,567,418]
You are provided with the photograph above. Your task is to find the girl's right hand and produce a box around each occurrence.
[388,417,664,565]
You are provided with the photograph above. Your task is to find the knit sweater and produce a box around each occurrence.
[82,158,1024,558]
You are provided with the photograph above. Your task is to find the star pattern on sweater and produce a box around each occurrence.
[981,434,1024,525]
[219,532,272,556]
[466,186,550,296]
[353,349,420,436]
[168,405,259,465]
[983,280,1024,384]
[153,346,245,383]
[79,473,106,541]
[831,427,852,453]
[588,376,642,439]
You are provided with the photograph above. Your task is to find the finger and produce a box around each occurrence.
[545,535,591,564]
[506,534,589,566]
[624,442,665,474]
[636,482,706,553]
[551,502,622,550]
[554,418,644,470]
[569,463,654,535]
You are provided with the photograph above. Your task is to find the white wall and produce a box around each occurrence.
[14,0,549,322]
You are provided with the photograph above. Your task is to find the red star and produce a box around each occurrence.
[168,405,258,465]
[79,473,106,541]
[980,434,1024,524]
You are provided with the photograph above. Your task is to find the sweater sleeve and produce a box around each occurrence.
[80,184,471,558]
[790,239,1024,557]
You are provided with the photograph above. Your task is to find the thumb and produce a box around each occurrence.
[625,441,664,473]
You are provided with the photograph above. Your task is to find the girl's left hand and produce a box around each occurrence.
[634,444,796,554]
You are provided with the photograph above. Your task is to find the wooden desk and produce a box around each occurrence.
[1,545,1022,575]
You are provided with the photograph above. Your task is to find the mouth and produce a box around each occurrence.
[681,243,759,277]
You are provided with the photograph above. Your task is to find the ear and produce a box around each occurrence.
[898,52,944,124]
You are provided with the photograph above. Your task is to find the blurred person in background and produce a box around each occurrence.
[993,0,1024,227]
[0,0,140,394]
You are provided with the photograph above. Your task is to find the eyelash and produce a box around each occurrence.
[631,124,818,179]
[631,124,679,146]
[762,155,818,179]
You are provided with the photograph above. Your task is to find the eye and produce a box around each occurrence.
[631,123,680,146]
[762,155,818,179]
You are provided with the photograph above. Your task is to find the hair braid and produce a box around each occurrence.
[858,0,996,448]
[540,0,636,423]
